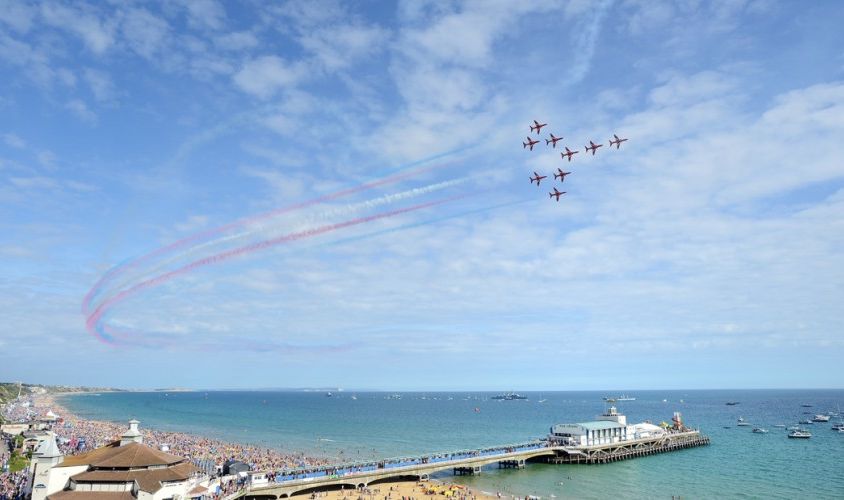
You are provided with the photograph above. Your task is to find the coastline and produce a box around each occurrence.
[22,394,496,499]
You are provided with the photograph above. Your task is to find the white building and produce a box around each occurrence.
[31,420,208,500]
[549,406,664,447]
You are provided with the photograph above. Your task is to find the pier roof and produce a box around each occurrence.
[577,421,625,431]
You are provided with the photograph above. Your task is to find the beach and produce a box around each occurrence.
[3,393,496,500]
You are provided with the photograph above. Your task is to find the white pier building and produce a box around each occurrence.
[549,406,665,447]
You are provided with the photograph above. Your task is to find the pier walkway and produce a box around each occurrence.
[237,431,708,499]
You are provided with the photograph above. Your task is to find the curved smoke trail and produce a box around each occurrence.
[92,177,471,310]
[86,194,468,345]
[82,147,470,315]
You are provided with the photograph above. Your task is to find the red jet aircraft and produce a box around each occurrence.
[530,120,547,135]
[523,136,539,150]
[549,187,566,201]
[585,140,603,155]
[554,168,571,182]
[545,133,563,148]
[530,171,547,186]
[561,147,579,162]
[608,134,628,149]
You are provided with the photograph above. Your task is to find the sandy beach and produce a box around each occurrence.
[4,394,496,500]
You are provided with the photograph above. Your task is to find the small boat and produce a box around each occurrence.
[812,414,830,422]
[801,404,813,408]
[788,425,800,430]
[603,397,617,403]
[772,424,786,428]
[662,399,668,403]
[350,395,357,400]
[831,422,844,431]
[723,426,732,429]
[737,417,751,427]
[326,392,333,397]
[617,395,636,401]
[538,399,547,403]
[799,419,814,425]
[752,428,768,434]
[788,429,812,439]
[492,392,528,400]
[725,401,739,406]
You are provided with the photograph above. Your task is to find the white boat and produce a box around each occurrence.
[772,424,786,428]
[812,414,830,422]
[737,417,751,427]
[752,428,768,434]
[831,422,844,431]
[617,395,636,401]
[788,429,811,439]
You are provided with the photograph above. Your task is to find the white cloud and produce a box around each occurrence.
[0,2,35,33]
[3,133,25,149]
[298,23,390,71]
[84,68,116,102]
[181,0,226,30]
[233,56,308,98]
[40,2,115,54]
[214,31,259,51]
[118,7,172,60]
[65,99,97,123]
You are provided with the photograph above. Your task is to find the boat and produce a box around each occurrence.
[538,399,548,403]
[772,424,786,428]
[831,422,844,431]
[812,414,830,422]
[350,395,357,400]
[617,395,636,401]
[752,428,768,434]
[788,429,812,439]
[326,392,332,397]
[801,404,813,407]
[491,392,528,400]
[603,397,617,403]
[737,417,751,427]
[725,401,740,406]
[799,419,814,425]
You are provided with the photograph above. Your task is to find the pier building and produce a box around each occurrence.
[29,420,211,500]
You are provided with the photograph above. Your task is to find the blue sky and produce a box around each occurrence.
[1,0,843,390]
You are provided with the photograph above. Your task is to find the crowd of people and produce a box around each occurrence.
[0,436,30,500]
[2,395,331,487]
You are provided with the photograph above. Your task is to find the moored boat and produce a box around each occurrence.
[788,429,811,439]
[752,428,768,434]
[737,417,751,427]
[812,414,830,422]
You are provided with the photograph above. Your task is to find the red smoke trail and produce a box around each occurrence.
[86,194,466,344]
[81,161,454,316]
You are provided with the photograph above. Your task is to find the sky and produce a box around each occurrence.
[1,0,843,391]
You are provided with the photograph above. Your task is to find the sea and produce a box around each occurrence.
[58,389,844,499]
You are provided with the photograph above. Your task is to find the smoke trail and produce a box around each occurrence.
[86,194,467,344]
[93,177,471,309]
[82,147,471,315]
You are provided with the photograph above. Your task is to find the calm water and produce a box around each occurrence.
[59,389,844,499]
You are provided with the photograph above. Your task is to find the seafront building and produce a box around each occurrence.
[548,406,666,447]
[29,419,210,500]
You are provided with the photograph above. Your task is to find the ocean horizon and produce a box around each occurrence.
[58,388,844,499]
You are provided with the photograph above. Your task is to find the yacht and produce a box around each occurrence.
[788,429,812,439]
[831,422,844,431]
[737,417,751,427]
[752,428,768,434]
[812,414,830,422]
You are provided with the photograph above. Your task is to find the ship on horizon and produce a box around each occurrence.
[491,392,528,400]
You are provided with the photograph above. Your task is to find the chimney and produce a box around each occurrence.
[120,419,143,446]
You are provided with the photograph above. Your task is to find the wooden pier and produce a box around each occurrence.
[547,431,710,464]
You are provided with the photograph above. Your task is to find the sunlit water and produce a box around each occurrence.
[59,389,844,499]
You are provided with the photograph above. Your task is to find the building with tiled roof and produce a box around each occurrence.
[30,420,208,500]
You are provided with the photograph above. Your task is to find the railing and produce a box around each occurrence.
[254,441,550,487]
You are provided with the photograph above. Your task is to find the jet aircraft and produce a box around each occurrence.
[530,171,547,186]
[530,120,547,135]
[545,133,563,148]
[549,187,566,201]
[585,140,603,155]
[561,147,579,162]
[523,137,539,150]
[609,134,628,149]
[554,168,571,182]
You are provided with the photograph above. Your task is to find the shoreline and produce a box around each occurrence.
[13,394,497,500]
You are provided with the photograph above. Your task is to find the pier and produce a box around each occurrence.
[236,431,709,499]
